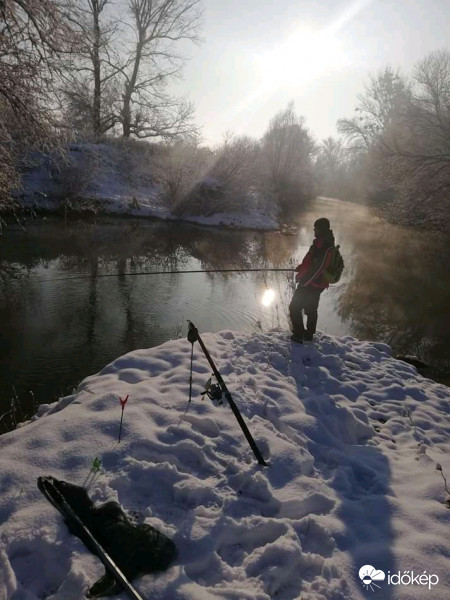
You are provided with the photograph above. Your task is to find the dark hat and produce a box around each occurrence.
[314,218,330,232]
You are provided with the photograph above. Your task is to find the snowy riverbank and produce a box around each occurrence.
[17,144,279,230]
[1,329,449,600]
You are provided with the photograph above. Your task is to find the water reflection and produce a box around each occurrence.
[0,219,300,275]
[0,217,299,429]
[261,289,276,307]
[336,216,450,377]
[0,202,449,432]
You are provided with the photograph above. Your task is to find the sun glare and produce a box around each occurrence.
[222,1,369,129]
[257,28,347,87]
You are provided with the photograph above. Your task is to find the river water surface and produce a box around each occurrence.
[1,198,449,429]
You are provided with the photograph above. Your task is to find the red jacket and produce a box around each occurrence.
[295,232,334,289]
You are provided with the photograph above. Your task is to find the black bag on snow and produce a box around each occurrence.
[38,476,177,598]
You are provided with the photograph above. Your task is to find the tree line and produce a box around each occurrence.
[1,1,448,231]
[0,0,316,221]
[155,103,315,220]
[316,51,450,234]
[0,0,202,214]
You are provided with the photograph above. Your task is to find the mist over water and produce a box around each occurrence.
[0,197,449,429]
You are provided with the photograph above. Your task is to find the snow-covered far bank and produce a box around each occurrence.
[1,329,450,600]
[17,144,279,230]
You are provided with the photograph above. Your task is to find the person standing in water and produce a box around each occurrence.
[289,218,335,342]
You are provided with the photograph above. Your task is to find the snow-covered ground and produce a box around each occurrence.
[18,144,278,230]
[1,329,449,600]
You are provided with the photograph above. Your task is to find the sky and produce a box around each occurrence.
[170,0,450,146]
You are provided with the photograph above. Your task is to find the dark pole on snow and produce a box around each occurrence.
[187,321,268,467]
[38,478,146,600]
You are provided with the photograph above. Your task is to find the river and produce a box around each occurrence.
[1,198,449,431]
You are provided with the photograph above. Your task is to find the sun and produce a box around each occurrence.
[256,27,348,88]
[222,1,368,124]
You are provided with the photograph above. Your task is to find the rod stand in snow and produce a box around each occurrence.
[187,321,268,467]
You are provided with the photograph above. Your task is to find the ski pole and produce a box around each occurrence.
[187,321,268,467]
[38,478,146,600]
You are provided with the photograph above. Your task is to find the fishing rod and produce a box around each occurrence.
[187,320,268,467]
[37,268,294,283]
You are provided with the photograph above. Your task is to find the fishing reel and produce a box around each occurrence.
[201,375,223,405]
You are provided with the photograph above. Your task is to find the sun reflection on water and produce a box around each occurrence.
[261,289,276,307]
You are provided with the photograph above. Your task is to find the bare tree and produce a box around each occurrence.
[315,137,346,176]
[1,0,73,132]
[117,0,202,139]
[339,54,450,231]
[0,111,21,213]
[335,67,411,212]
[397,51,450,162]
[380,51,450,230]
[0,0,74,212]
[337,67,410,152]
[209,134,260,194]
[261,102,316,215]
[314,137,353,199]
[89,0,114,136]
[62,0,120,139]
[153,141,212,209]
[171,135,260,217]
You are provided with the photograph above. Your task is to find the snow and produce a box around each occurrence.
[20,144,164,217]
[18,144,278,230]
[1,329,450,600]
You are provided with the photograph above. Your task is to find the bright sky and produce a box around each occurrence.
[170,0,450,146]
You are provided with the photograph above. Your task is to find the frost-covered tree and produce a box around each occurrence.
[337,67,409,152]
[314,137,357,200]
[0,0,74,212]
[117,0,202,140]
[62,0,120,139]
[381,51,450,231]
[61,0,202,141]
[337,54,450,231]
[262,103,316,215]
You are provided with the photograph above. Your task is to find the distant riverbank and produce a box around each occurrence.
[16,143,279,230]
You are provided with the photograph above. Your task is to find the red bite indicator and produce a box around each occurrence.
[118,395,129,443]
